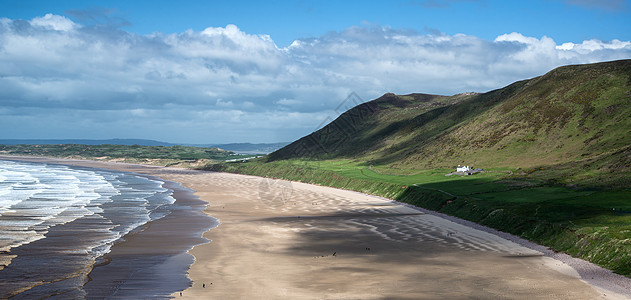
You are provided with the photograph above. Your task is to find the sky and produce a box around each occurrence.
[1,0,630,144]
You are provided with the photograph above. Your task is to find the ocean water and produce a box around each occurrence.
[0,159,209,298]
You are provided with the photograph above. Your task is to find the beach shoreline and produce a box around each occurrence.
[1,156,629,299]
[0,156,214,298]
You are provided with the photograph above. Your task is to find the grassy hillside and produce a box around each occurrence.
[208,60,631,276]
[270,59,631,188]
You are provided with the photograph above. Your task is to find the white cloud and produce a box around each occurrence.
[0,15,630,143]
[556,39,631,52]
[30,13,78,31]
[215,98,233,107]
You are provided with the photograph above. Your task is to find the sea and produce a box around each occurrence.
[0,159,214,298]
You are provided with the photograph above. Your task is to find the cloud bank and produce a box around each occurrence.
[1,14,630,143]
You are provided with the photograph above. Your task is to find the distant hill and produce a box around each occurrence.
[0,139,176,147]
[0,139,288,154]
[269,59,631,187]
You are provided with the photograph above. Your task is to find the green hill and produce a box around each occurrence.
[269,59,631,188]
[209,60,631,276]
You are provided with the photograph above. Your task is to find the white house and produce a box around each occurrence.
[456,165,471,172]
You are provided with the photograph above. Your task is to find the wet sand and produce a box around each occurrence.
[1,156,629,299]
[81,180,215,298]
[0,156,214,298]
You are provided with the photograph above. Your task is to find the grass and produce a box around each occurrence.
[270,60,631,182]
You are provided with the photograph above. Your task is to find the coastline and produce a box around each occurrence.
[0,156,215,298]
[81,177,216,298]
[1,156,629,299]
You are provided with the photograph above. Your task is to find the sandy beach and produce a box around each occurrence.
[2,156,629,299]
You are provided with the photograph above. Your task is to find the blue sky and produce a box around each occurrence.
[1,0,630,143]
[4,0,630,46]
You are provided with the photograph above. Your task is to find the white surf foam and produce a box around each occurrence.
[0,160,175,258]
